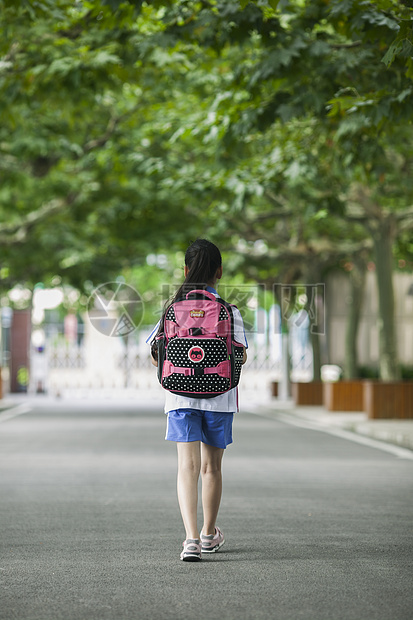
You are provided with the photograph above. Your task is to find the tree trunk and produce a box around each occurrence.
[310,328,321,381]
[274,284,291,398]
[371,217,400,380]
[305,279,324,382]
[344,257,366,379]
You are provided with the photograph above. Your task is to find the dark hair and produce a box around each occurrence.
[151,239,222,354]
[173,238,222,304]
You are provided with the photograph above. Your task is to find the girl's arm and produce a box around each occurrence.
[151,342,158,367]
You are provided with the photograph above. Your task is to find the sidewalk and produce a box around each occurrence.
[257,397,413,452]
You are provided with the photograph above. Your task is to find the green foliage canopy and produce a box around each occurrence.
[1,0,413,293]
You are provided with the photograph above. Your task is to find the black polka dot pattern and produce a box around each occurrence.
[162,337,230,395]
[219,306,229,321]
[232,343,244,386]
[167,338,227,368]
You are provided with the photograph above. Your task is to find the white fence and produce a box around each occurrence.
[31,319,313,398]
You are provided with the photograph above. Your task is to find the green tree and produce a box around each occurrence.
[2,0,413,383]
[0,0,203,291]
[151,0,413,380]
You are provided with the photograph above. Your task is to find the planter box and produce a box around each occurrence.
[323,381,364,412]
[291,382,323,406]
[364,381,413,419]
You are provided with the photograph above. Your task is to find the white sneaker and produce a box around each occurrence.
[200,527,225,553]
[180,538,202,562]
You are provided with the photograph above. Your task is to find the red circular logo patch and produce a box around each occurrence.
[188,346,205,363]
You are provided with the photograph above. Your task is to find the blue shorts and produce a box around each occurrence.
[166,409,234,449]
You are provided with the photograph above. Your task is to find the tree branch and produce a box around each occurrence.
[234,237,372,263]
[347,184,383,221]
[264,190,291,211]
[254,209,293,222]
[83,105,140,153]
[345,210,370,223]
[0,194,77,245]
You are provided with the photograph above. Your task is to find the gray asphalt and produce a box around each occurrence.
[0,401,412,620]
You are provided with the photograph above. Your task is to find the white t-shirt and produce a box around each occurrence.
[146,287,248,413]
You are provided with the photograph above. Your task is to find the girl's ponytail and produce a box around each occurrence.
[185,245,210,287]
[173,239,221,303]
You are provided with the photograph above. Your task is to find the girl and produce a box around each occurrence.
[147,239,248,562]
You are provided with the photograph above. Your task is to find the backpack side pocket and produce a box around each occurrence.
[156,334,166,384]
[231,341,245,388]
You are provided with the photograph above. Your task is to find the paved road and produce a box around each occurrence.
[0,400,412,620]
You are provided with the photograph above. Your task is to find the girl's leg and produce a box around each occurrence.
[200,443,225,535]
[176,441,201,540]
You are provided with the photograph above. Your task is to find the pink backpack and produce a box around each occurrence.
[155,289,244,398]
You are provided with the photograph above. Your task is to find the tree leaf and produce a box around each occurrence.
[382,19,413,67]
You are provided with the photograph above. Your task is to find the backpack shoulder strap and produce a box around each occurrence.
[214,296,239,339]
[216,296,238,312]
